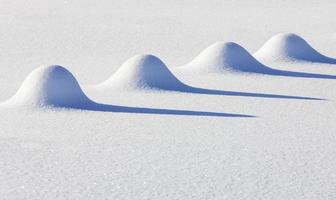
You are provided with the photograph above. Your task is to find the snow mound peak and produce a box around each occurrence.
[97,54,187,91]
[254,33,336,63]
[179,42,270,73]
[3,65,93,108]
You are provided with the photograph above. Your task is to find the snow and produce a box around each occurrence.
[254,33,336,64]
[89,52,320,101]
[2,65,244,117]
[1,0,336,199]
[95,54,188,91]
[1,65,93,109]
[177,41,336,79]
[177,42,275,73]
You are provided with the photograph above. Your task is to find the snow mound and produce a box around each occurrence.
[96,54,188,91]
[2,65,94,108]
[179,42,271,73]
[254,33,336,63]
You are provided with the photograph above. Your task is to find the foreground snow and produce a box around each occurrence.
[1,71,336,199]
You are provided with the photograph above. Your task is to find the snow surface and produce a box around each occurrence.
[177,41,336,79]
[177,42,273,73]
[2,65,245,117]
[254,33,336,64]
[92,53,317,100]
[1,65,93,108]
[95,54,188,91]
[1,0,336,199]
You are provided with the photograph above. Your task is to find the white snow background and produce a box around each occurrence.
[0,0,336,199]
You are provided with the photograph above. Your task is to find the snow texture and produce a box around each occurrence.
[96,54,189,91]
[92,53,319,100]
[1,1,336,199]
[178,41,336,79]
[1,65,251,117]
[254,33,336,64]
[2,65,93,108]
[178,42,273,73]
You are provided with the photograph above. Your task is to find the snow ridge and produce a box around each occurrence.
[1,33,333,110]
[2,65,95,109]
[178,42,274,73]
[96,54,189,91]
[254,33,336,63]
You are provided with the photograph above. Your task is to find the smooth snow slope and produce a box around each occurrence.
[178,42,273,73]
[254,33,336,64]
[2,65,93,108]
[96,54,189,91]
[2,65,247,117]
[0,0,335,100]
[93,53,320,100]
[1,0,336,200]
[177,41,336,79]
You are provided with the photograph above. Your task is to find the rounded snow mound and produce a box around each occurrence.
[2,65,93,108]
[254,33,336,63]
[97,54,187,91]
[179,42,271,73]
